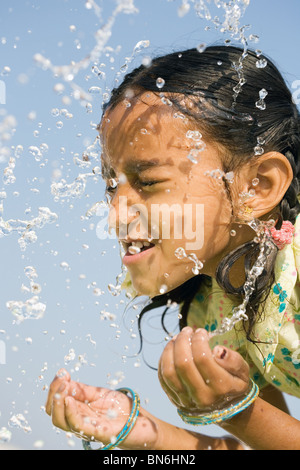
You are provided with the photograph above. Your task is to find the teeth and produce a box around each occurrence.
[128,245,141,254]
[134,241,143,249]
[127,240,153,255]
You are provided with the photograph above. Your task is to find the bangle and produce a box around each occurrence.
[82,387,140,450]
[177,379,259,426]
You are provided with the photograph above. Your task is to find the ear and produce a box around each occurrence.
[237,152,294,219]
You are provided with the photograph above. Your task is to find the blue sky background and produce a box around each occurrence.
[0,0,300,450]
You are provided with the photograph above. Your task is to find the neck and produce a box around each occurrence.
[204,223,255,288]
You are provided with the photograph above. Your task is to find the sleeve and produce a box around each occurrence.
[247,228,300,398]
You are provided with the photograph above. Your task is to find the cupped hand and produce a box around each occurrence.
[45,369,158,449]
[158,327,251,413]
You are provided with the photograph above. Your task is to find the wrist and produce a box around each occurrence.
[177,379,259,427]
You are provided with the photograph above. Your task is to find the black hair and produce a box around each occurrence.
[103,45,300,346]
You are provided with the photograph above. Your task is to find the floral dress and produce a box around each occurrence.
[187,216,300,397]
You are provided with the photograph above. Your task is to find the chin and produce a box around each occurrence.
[130,277,160,298]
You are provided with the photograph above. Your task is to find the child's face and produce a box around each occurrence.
[100,92,235,297]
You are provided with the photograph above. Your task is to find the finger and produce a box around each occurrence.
[51,382,71,431]
[158,338,192,408]
[159,339,184,392]
[213,346,250,385]
[65,396,129,446]
[46,368,71,415]
[191,329,228,385]
[66,381,108,404]
[173,327,208,392]
[64,397,102,440]
[158,365,187,409]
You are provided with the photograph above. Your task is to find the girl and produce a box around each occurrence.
[46,46,300,450]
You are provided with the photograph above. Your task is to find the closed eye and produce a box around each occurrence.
[139,180,160,187]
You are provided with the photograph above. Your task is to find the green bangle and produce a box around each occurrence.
[177,379,259,426]
[82,387,140,450]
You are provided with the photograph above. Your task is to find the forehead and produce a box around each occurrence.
[100,92,189,159]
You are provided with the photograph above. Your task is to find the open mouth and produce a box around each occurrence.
[120,239,156,265]
[122,240,155,255]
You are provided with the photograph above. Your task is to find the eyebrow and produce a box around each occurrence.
[124,159,173,173]
[102,158,172,179]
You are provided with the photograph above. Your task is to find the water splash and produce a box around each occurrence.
[174,247,204,274]
[176,0,251,44]
[6,266,46,322]
[204,168,235,184]
[119,40,150,76]
[108,264,128,297]
[186,130,206,163]
[210,218,276,337]
[176,1,253,104]
[33,0,140,106]
[0,206,58,251]
[8,414,32,434]
[0,427,12,444]
[255,88,268,111]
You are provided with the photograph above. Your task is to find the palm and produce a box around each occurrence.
[46,371,158,449]
[65,384,133,444]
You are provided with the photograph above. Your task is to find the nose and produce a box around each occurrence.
[108,184,139,239]
[108,185,149,241]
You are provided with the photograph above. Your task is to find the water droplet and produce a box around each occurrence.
[256,100,266,111]
[156,77,165,89]
[0,427,12,444]
[254,145,264,155]
[256,58,267,69]
[64,348,76,364]
[60,261,70,271]
[133,40,150,55]
[224,171,234,183]
[53,83,65,94]
[8,414,32,434]
[196,43,206,53]
[186,130,202,141]
[1,66,11,76]
[178,2,190,17]
[29,146,43,162]
[174,247,187,259]
[142,56,152,67]
[259,88,268,100]
[159,284,168,294]
[88,86,102,94]
[51,108,60,117]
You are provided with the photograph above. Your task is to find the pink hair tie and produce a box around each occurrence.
[269,220,295,250]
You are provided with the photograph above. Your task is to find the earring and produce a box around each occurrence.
[235,203,253,224]
[243,205,253,215]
